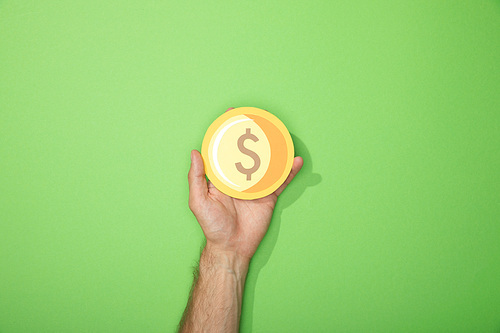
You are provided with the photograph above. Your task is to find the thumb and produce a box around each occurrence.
[188,150,208,204]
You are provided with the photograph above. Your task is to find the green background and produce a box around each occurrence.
[1,1,499,332]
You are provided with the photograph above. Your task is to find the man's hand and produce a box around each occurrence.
[188,149,303,261]
[179,108,302,332]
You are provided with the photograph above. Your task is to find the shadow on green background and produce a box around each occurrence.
[241,134,322,331]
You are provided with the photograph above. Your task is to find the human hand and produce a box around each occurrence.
[188,110,303,262]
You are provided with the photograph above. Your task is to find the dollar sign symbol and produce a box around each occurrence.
[235,128,261,181]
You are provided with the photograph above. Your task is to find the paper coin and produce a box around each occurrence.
[201,107,294,200]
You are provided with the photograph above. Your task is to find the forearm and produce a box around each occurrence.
[179,243,250,333]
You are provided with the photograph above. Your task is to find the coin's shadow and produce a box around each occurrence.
[240,134,322,332]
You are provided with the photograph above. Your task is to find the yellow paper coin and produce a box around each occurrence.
[201,107,294,200]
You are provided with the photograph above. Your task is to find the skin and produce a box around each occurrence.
[179,109,303,333]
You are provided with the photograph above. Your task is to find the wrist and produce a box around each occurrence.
[201,242,250,278]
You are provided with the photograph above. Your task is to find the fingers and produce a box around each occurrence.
[188,150,208,207]
[274,156,304,196]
